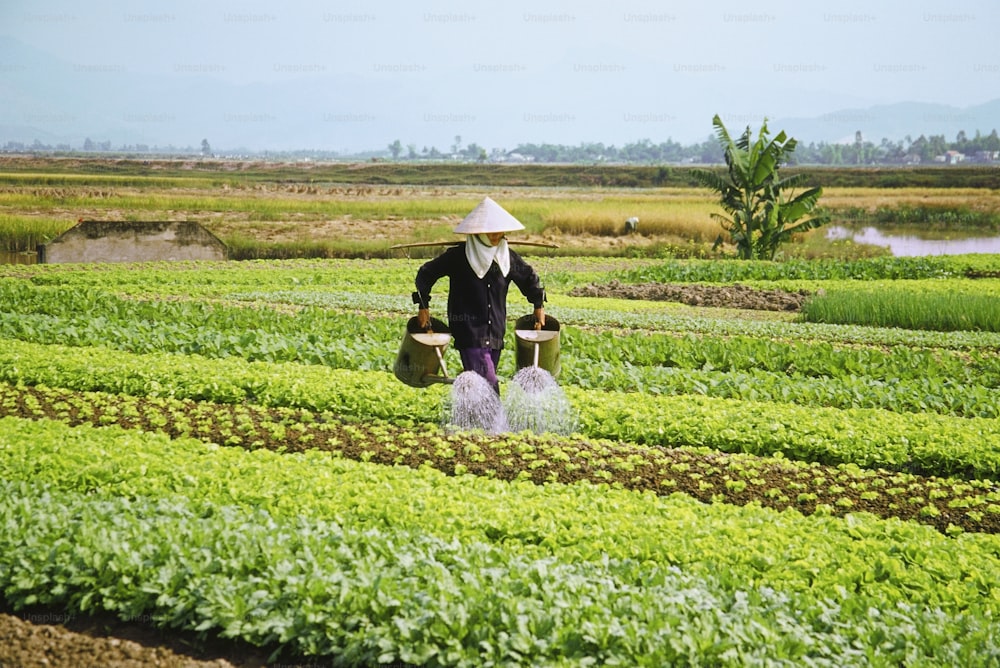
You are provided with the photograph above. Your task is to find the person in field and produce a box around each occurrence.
[413,196,546,393]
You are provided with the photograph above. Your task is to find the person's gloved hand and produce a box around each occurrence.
[417,308,431,330]
[534,307,545,329]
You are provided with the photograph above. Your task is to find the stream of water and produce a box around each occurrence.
[443,368,578,436]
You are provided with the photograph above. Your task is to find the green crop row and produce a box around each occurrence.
[613,257,1000,331]
[2,338,999,480]
[251,289,1000,352]
[4,281,1000,422]
[2,416,999,665]
[566,360,1000,419]
[802,288,1000,332]
[3,257,427,297]
[617,255,1000,283]
[7,257,1000,350]
[3,381,996,535]
[0,281,1000,386]
[8,253,1000,299]
[11,270,1000,364]
[565,328,1000,384]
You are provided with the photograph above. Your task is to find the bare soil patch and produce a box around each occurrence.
[570,279,812,311]
[0,608,263,668]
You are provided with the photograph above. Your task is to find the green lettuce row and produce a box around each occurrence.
[0,309,398,370]
[7,307,1000,419]
[5,258,421,294]
[6,280,1000,385]
[0,281,404,369]
[9,254,999,294]
[6,416,1000,604]
[2,337,999,480]
[2,417,999,665]
[617,256,965,283]
[3,381,998,535]
[246,290,1000,351]
[5,307,1000,421]
[564,361,1000,419]
[567,388,1000,480]
[562,329,1000,384]
[9,256,1000,349]
[236,285,1000,352]
[4,281,1000,423]
[3,478,982,667]
[0,336,427,415]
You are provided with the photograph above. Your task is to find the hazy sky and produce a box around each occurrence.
[2,0,998,152]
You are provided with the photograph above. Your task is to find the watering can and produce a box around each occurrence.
[394,316,455,387]
[514,314,561,379]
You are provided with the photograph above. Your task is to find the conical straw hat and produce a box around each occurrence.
[453,196,525,234]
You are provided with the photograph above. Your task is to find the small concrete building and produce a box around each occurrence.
[38,220,228,264]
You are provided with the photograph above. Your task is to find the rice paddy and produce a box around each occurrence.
[1,158,999,260]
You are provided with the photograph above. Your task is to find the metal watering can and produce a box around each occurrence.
[514,314,561,379]
[393,316,455,387]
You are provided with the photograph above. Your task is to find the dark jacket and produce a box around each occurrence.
[414,243,545,350]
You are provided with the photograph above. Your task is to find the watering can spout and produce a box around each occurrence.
[394,316,455,387]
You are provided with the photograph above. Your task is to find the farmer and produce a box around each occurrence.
[413,196,546,393]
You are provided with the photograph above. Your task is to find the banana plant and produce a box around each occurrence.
[695,114,829,260]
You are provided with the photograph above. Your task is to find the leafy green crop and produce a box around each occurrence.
[802,288,1000,332]
[3,381,996,535]
[618,255,964,283]
[4,280,1000,422]
[2,338,999,480]
[3,254,1000,664]
[2,417,999,665]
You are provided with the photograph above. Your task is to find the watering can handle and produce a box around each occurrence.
[417,307,432,332]
[533,306,545,330]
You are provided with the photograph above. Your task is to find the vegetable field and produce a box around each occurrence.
[1,253,1000,667]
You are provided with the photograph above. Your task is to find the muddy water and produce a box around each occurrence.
[0,251,38,265]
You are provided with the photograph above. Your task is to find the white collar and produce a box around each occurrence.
[465,234,510,279]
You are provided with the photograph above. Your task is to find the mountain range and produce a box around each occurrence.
[1,35,997,154]
[774,100,1000,147]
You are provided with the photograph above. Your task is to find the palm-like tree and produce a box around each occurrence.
[695,115,828,260]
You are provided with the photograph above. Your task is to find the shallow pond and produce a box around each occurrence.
[826,226,1000,256]
[0,252,38,265]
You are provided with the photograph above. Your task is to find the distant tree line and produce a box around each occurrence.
[5,128,999,165]
[794,130,1000,165]
[500,129,1000,165]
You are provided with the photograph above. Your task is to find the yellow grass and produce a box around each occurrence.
[819,187,1000,213]
[1,178,997,259]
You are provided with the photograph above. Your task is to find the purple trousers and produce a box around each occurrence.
[460,347,502,393]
